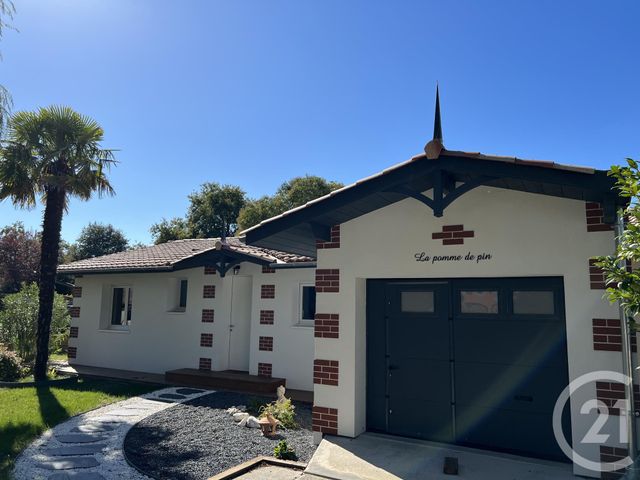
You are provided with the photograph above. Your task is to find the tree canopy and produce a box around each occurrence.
[70,222,129,261]
[149,217,190,244]
[0,222,40,294]
[187,183,246,238]
[237,175,343,231]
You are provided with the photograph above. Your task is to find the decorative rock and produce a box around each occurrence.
[35,457,100,470]
[44,445,107,456]
[232,412,249,422]
[71,424,114,433]
[246,416,261,428]
[55,434,108,444]
[158,393,186,400]
[49,473,107,479]
[176,388,204,395]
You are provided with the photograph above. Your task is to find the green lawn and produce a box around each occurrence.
[0,378,158,479]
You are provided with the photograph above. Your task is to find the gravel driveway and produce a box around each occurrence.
[123,391,315,480]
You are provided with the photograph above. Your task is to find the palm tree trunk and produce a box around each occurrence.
[33,187,66,380]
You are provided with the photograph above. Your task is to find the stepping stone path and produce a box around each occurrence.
[13,387,212,480]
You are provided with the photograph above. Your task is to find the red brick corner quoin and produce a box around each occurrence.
[314,359,339,386]
[258,362,272,377]
[432,225,474,245]
[316,269,339,293]
[315,313,339,338]
[316,225,341,249]
[261,285,275,299]
[313,406,338,435]
[585,202,614,232]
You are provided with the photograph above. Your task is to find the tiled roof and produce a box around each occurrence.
[58,237,314,274]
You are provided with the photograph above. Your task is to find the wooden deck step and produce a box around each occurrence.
[165,368,286,394]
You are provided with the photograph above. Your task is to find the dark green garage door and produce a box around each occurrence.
[366,277,571,461]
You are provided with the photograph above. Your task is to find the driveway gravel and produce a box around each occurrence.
[123,391,315,480]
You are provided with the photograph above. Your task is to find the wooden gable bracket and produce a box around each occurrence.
[207,254,243,278]
[388,170,493,217]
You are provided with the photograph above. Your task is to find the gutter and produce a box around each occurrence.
[268,262,317,269]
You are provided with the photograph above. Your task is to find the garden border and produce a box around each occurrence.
[0,375,78,389]
[206,456,307,480]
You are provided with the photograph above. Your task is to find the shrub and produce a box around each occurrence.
[0,345,22,381]
[260,397,298,429]
[273,440,297,461]
[0,283,70,363]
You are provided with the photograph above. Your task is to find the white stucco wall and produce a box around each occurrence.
[68,262,315,391]
[314,186,622,477]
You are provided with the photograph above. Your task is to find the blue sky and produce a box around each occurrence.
[1,0,639,244]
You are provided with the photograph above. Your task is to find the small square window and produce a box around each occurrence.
[513,291,555,315]
[401,291,434,313]
[461,291,499,314]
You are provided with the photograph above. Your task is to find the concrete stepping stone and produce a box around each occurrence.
[55,434,108,444]
[35,456,99,470]
[176,388,204,395]
[49,473,106,479]
[44,445,106,456]
[71,424,115,433]
[157,393,186,400]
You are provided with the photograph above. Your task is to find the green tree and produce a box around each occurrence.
[596,158,640,326]
[0,106,115,379]
[149,217,190,244]
[187,183,246,238]
[0,222,40,294]
[238,175,343,231]
[71,222,128,260]
[0,283,70,363]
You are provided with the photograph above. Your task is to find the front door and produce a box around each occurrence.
[228,275,252,371]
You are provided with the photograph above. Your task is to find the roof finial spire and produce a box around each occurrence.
[424,84,444,159]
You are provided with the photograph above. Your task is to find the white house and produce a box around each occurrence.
[59,105,635,478]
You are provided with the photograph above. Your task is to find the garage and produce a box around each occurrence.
[366,277,571,461]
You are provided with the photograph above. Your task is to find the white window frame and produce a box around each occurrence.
[297,283,316,327]
[110,285,133,330]
[167,277,188,314]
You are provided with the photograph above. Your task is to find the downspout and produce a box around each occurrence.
[616,210,638,467]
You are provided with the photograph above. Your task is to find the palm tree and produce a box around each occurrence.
[0,106,115,379]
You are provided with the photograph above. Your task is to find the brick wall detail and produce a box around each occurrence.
[199,358,212,370]
[590,259,607,289]
[72,286,82,298]
[69,307,80,318]
[200,333,213,347]
[315,314,339,338]
[69,326,79,338]
[595,382,640,416]
[204,266,216,275]
[317,225,341,249]
[258,362,273,377]
[432,225,475,245]
[259,336,273,351]
[314,360,339,386]
[316,269,339,293]
[586,202,614,233]
[261,285,275,299]
[67,347,77,359]
[600,446,629,479]
[201,309,215,323]
[260,310,274,325]
[262,265,276,273]
[312,406,338,435]
[593,319,637,352]
[203,285,216,298]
